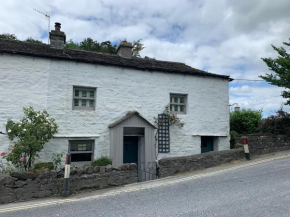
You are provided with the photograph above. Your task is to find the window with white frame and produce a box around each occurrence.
[170,94,187,114]
[69,140,94,163]
[73,86,96,110]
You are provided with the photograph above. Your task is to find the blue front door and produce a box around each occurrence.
[123,136,139,164]
[201,136,214,153]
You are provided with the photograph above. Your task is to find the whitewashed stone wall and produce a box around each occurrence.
[0,54,230,162]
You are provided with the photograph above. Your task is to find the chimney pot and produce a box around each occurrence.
[55,22,61,31]
[117,41,133,58]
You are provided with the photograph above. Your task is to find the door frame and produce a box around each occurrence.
[201,136,214,153]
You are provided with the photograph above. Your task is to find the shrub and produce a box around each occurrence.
[0,158,18,174]
[230,131,236,149]
[261,109,290,135]
[4,106,58,170]
[34,162,54,170]
[230,109,262,134]
[51,153,64,171]
[91,156,112,166]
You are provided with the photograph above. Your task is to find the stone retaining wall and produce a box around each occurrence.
[235,134,290,155]
[158,149,244,178]
[0,163,137,204]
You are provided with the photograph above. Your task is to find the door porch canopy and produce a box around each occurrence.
[108,111,156,165]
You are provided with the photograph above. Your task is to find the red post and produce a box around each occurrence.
[242,138,250,160]
[243,138,247,145]
[62,154,71,197]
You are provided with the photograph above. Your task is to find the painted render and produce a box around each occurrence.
[0,53,230,162]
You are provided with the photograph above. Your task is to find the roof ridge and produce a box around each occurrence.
[0,38,232,80]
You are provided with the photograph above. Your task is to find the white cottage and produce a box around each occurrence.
[0,23,231,167]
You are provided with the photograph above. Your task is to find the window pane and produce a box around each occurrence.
[78,144,86,151]
[174,97,178,103]
[180,97,185,103]
[174,105,178,111]
[89,100,94,107]
[81,100,86,107]
[180,105,184,112]
[82,90,87,97]
[71,153,92,162]
[89,91,94,98]
[70,143,93,151]
[74,99,79,106]
[75,90,79,97]
[170,105,172,111]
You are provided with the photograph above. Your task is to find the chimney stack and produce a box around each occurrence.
[116,40,133,58]
[234,107,240,112]
[49,22,66,49]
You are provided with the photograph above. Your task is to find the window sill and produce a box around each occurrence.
[54,134,100,138]
[169,112,187,116]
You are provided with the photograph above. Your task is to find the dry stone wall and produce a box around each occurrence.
[158,149,244,178]
[0,163,137,204]
[235,134,290,155]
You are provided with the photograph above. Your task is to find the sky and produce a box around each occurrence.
[0,0,289,117]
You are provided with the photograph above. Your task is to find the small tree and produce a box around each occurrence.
[260,38,290,105]
[25,37,43,44]
[0,33,18,40]
[261,108,290,135]
[5,106,58,170]
[132,39,144,58]
[230,109,262,134]
[66,39,80,50]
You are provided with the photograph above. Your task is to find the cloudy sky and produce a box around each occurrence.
[1,0,289,116]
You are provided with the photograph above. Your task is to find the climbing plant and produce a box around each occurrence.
[154,105,185,128]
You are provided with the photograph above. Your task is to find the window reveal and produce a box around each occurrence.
[73,87,96,110]
[69,140,94,162]
[170,94,187,114]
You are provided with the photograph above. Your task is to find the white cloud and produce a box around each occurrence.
[229,84,290,116]
[230,85,253,94]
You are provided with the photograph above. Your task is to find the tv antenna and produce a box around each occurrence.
[33,8,50,44]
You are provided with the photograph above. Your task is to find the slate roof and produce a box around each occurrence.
[108,111,157,129]
[0,38,232,80]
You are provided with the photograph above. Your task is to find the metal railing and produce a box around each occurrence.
[136,162,159,182]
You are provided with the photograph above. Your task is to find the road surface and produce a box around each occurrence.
[1,156,290,217]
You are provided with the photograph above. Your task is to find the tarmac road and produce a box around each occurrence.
[1,155,290,217]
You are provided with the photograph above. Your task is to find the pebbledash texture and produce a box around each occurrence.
[0,163,138,204]
[0,23,231,170]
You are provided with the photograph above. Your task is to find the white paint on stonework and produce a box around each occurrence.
[54,135,100,138]
[0,54,230,162]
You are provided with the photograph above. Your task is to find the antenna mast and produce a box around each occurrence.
[33,8,50,44]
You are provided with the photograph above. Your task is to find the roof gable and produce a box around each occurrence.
[108,111,157,129]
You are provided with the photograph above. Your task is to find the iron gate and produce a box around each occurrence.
[137,161,159,182]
